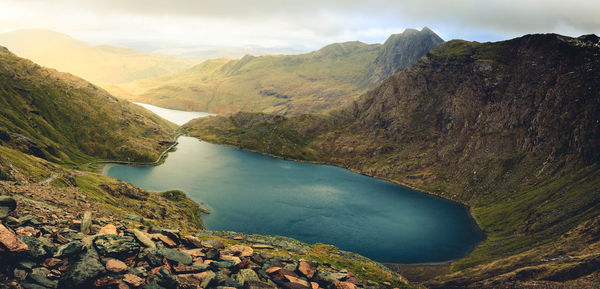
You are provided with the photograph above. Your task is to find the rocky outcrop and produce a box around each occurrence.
[369,27,443,84]
[0,197,409,289]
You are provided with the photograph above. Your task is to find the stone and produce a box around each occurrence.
[132,229,155,248]
[252,244,274,250]
[311,282,320,289]
[297,260,317,279]
[227,245,253,257]
[211,259,236,269]
[172,263,208,274]
[14,268,28,281]
[321,272,347,283]
[236,268,260,285]
[93,234,140,258]
[80,211,92,235]
[29,267,58,288]
[18,235,50,258]
[0,223,29,253]
[93,276,119,287]
[201,239,224,249]
[154,247,193,265]
[105,258,128,273]
[265,267,282,274]
[99,224,117,235]
[16,226,40,237]
[181,235,203,248]
[233,236,244,240]
[61,248,107,288]
[334,281,358,289]
[123,274,145,287]
[40,258,63,269]
[54,241,84,258]
[197,271,216,288]
[245,280,277,289]
[205,247,220,259]
[0,196,17,218]
[153,233,177,247]
[284,274,310,288]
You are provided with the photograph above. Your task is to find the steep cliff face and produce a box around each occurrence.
[0,46,176,165]
[369,27,444,84]
[184,33,600,287]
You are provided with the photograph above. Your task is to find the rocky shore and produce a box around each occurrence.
[0,194,409,289]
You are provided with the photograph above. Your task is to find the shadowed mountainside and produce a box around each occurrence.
[183,33,600,287]
[114,28,443,115]
[0,45,177,165]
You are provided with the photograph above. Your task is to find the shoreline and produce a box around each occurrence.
[95,131,485,267]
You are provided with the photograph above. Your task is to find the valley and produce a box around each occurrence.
[0,7,597,287]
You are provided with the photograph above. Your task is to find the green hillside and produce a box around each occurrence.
[0,46,177,165]
[115,28,443,114]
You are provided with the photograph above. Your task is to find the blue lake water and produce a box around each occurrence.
[103,136,483,263]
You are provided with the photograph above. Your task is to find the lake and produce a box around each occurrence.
[105,104,483,264]
[134,102,215,125]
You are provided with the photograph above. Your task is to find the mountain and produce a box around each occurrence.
[183,33,600,287]
[113,28,443,115]
[0,45,177,165]
[369,27,443,84]
[0,29,194,85]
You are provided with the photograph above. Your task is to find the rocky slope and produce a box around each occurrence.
[113,28,442,115]
[0,143,411,289]
[0,46,177,165]
[183,33,600,287]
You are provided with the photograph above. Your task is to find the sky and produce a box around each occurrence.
[0,0,598,55]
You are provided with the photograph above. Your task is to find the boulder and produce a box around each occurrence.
[153,247,193,265]
[18,235,50,259]
[98,224,117,235]
[105,258,128,273]
[0,223,29,253]
[123,274,145,287]
[93,235,140,258]
[297,260,317,279]
[0,196,17,218]
[60,248,107,288]
[132,229,155,248]
[54,241,84,258]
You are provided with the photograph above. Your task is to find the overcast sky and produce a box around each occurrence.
[0,0,598,55]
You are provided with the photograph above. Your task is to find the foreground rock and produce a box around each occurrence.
[0,198,409,289]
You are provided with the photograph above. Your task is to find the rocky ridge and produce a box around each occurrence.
[0,194,410,289]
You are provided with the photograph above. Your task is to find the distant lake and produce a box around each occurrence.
[134,102,215,125]
[107,105,483,263]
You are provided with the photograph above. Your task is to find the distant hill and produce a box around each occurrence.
[183,33,600,287]
[0,46,176,165]
[114,28,443,114]
[0,29,194,85]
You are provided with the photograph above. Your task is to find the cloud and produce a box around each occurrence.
[1,0,598,53]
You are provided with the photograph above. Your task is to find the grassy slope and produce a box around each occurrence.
[0,29,193,85]
[116,42,381,114]
[183,34,600,286]
[0,144,205,231]
[0,46,177,166]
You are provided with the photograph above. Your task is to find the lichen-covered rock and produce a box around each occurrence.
[93,234,140,257]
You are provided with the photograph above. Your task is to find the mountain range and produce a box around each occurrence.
[0,29,195,85]
[183,33,600,288]
[112,28,443,114]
